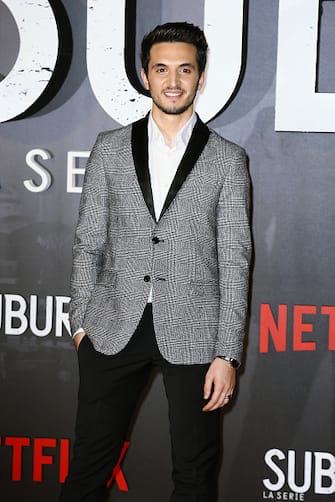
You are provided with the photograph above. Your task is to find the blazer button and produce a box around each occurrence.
[144,275,151,282]
[152,237,160,244]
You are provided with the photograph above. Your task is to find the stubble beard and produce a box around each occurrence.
[150,84,199,116]
[153,99,193,115]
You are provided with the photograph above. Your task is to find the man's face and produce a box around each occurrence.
[141,42,204,116]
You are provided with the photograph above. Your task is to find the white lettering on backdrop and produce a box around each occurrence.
[263,448,335,495]
[0,0,244,125]
[86,0,244,124]
[0,0,59,122]
[2,294,71,337]
[1,0,335,131]
[24,148,52,193]
[276,0,335,132]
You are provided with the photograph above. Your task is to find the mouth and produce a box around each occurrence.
[163,88,184,99]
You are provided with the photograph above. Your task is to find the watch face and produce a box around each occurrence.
[219,356,240,369]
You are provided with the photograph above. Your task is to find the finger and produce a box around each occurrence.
[203,391,233,412]
[220,392,234,408]
[203,376,214,400]
[203,397,229,412]
[202,388,223,411]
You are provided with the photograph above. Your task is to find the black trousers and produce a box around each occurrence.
[60,305,221,502]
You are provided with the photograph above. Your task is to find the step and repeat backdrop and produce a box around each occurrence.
[0,0,334,501]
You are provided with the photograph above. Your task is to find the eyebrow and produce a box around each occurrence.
[151,62,196,70]
[179,63,196,69]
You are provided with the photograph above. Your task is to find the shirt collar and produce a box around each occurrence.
[148,112,197,150]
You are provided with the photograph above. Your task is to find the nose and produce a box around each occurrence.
[167,70,180,88]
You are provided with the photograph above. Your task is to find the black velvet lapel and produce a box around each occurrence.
[159,115,210,220]
[131,114,211,223]
[131,115,156,221]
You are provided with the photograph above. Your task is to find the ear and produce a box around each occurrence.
[197,72,205,92]
[141,68,150,91]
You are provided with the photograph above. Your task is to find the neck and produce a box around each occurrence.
[151,106,194,148]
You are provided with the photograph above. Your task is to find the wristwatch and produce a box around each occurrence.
[217,356,240,369]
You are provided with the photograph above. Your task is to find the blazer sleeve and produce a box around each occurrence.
[215,145,252,364]
[68,133,109,335]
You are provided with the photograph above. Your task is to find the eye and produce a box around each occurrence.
[156,67,167,73]
[180,67,192,74]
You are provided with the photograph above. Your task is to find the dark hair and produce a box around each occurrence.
[141,22,208,76]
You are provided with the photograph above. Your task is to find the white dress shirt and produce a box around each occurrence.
[147,112,197,302]
[148,111,197,220]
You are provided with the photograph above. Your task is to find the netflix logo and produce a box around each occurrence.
[0,436,69,483]
[259,304,335,353]
[0,436,129,491]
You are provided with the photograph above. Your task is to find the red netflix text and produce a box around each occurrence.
[0,436,130,491]
[259,304,335,353]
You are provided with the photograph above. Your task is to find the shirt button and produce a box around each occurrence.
[144,275,151,282]
[152,237,160,244]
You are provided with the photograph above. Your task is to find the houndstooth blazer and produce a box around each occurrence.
[69,115,252,364]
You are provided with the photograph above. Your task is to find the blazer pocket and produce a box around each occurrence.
[96,270,117,287]
[85,271,117,313]
[190,280,219,298]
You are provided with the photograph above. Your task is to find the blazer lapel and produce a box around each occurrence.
[131,115,156,221]
[131,114,211,223]
[159,115,210,220]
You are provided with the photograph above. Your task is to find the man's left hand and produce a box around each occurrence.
[202,357,236,412]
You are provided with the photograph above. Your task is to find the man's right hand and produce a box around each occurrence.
[73,330,86,351]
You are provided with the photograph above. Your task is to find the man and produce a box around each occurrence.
[60,22,251,502]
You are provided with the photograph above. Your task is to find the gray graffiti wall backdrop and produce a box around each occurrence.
[0,1,334,501]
